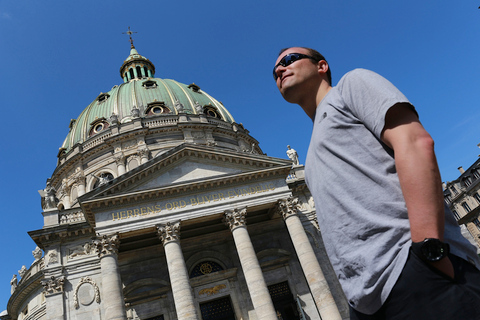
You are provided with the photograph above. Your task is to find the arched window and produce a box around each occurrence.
[136,66,143,78]
[129,68,135,80]
[189,261,224,278]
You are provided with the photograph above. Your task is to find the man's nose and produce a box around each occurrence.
[275,65,285,80]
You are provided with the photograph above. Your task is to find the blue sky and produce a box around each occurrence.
[1,0,479,311]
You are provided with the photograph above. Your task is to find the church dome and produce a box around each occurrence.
[51,41,260,211]
[61,47,234,153]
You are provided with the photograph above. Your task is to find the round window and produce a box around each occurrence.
[152,106,164,114]
[94,123,104,132]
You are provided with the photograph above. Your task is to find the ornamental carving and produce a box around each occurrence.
[137,146,150,158]
[224,207,247,231]
[73,277,100,308]
[93,234,120,258]
[68,242,94,259]
[198,284,227,297]
[41,276,66,296]
[276,196,301,220]
[157,222,181,245]
[114,152,125,165]
[47,250,58,265]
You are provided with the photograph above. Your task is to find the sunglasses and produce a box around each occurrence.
[273,53,318,80]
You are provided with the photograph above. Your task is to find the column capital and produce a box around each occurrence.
[157,221,181,245]
[41,275,66,296]
[224,207,247,231]
[93,234,120,258]
[276,196,301,220]
[114,152,126,164]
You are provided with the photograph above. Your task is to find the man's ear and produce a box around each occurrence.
[317,60,329,75]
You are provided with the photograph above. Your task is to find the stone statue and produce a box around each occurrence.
[93,173,110,188]
[32,246,43,261]
[10,274,17,294]
[18,266,27,278]
[286,145,300,166]
[40,179,58,210]
[175,100,185,113]
[109,112,119,125]
[131,106,140,118]
[194,101,203,113]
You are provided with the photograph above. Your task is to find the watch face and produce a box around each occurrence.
[420,239,448,262]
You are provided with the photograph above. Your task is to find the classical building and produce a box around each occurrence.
[443,154,480,251]
[1,39,349,320]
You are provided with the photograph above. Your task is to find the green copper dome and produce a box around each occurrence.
[60,47,235,152]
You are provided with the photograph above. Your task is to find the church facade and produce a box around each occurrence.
[2,41,348,320]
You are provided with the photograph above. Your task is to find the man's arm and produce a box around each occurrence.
[381,103,454,278]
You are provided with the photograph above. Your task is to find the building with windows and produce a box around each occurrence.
[443,155,480,251]
[1,40,348,320]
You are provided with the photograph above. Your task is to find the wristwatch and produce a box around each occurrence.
[411,238,450,262]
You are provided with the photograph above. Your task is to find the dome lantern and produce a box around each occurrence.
[119,27,155,82]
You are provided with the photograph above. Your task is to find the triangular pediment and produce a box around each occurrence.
[127,159,244,193]
[79,144,292,226]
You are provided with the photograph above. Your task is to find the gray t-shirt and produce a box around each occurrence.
[305,69,480,314]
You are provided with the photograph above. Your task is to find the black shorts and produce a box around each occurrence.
[350,251,480,320]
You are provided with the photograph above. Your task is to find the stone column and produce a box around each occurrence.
[41,275,66,320]
[74,172,86,197]
[276,197,341,320]
[157,222,198,320]
[93,234,127,320]
[137,147,149,164]
[114,153,126,176]
[224,208,277,320]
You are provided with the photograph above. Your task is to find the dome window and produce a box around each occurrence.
[204,105,222,119]
[96,93,110,103]
[89,118,110,136]
[188,83,201,93]
[146,102,170,116]
[142,80,157,89]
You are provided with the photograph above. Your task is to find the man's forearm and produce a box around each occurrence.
[394,134,446,242]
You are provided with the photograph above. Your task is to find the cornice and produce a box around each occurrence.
[28,223,95,249]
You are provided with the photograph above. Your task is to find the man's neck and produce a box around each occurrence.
[301,83,332,120]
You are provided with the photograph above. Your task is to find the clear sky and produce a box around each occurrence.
[1,0,479,311]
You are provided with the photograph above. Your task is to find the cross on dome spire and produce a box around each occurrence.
[122,26,137,49]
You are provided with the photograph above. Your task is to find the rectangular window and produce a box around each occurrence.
[474,193,480,204]
[462,202,471,213]
[473,169,480,180]
[473,219,480,229]
[451,185,458,195]
[452,210,460,220]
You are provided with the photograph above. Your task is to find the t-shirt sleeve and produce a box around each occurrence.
[338,69,414,139]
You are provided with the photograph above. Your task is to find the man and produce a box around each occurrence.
[274,47,480,319]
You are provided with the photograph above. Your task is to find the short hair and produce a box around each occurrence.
[278,47,332,85]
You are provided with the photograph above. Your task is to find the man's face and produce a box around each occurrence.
[274,47,320,104]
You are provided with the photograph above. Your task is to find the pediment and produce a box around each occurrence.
[79,144,292,220]
[126,159,244,193]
